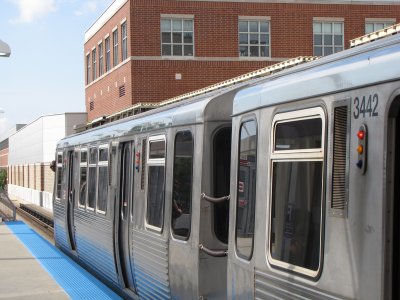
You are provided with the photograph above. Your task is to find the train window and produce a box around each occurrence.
[88,146,97,211]
[79,148,87,208]
[146,135,166,232]
[97,145,109,214]
[275,118,322,151]
[171,131,193,240]
[269,107,325,277]
[235,120,257,260]
[149,140,165,159]
[56,152,63,199]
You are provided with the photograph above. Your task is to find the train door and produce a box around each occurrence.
[169,130,196,299]
[198,126,231,299]
[387,96,400,300]
[115,141,136,292]
[66,150,77,251]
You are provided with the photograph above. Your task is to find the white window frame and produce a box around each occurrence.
[313,19,344,56]
[87,146,98,212]
[113,28,119,67]
[365,18,396,34]
[98,42,104,77]
[86,53,91,84]
[55,152,63,200]
[105,36,111,72]
[92,48,97,81]
[268,107,326,278]
[96,144,109,215]
[238,16,271,58]
[161,15,194,57]
[145,134,166,232]
[121,21,128,61]
[78,147,88,209]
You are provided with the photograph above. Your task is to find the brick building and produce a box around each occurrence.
[0,124,25,170]
[84,0,400,122]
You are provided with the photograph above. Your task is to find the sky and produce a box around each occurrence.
[0,0,114,136]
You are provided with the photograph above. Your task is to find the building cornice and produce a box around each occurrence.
[177,0,400,4]
[85,0,128,43]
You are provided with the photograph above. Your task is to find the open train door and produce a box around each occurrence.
[198,125,231,299]
[387,95,400,300]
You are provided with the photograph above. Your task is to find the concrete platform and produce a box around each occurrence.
[0,221,121,299]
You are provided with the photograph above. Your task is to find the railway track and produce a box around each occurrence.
[16,204,54,239]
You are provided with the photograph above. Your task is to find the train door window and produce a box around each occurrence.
[269,107,325,277]
[171,131,194,240]
[214,127,231,244]
[79,148,88,208]
[97,145,109,214]
[146,135,166,232]
[235,120,257,260]
[88,146,98,211]
[56,152,63,199]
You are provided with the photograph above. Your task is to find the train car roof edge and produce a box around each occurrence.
[233,33,400,116]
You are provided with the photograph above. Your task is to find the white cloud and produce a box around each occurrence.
[10,0,57,24]
[74,1,103,16]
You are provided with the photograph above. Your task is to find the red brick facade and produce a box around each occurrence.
[84,0,400,121]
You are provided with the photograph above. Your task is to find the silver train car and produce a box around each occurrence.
[54,31,400,299]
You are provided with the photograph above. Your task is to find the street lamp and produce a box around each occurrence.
[0,40,11,57]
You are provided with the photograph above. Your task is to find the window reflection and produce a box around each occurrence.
[236,120,257,259]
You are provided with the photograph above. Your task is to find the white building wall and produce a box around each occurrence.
[42,114,67,162]
[8,113,87,211]
[9,119,43,165]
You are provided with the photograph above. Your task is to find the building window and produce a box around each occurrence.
[239,19,270,57]
[171,131,194,240]
[146,135,166,232]
[313,21,343,56]
[79,148,87,208]
[98,42,103,77]
[105,37,110,72]
[113,29,119,67]
[121,21,128,61]
[235,120,257,260]
[86,53,91,84]
[269,107,325,278]
[161,18,194,57]
[92,48,97,80]
[365,20,395,34]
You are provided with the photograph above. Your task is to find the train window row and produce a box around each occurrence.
[55,131,195,235]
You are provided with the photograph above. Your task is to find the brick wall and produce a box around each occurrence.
[84,0,400,121]
[7,163,54,193]
[43,163,54,194]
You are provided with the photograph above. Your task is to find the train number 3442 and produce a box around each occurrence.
[353,94,379,119]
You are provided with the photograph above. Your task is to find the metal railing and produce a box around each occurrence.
[0,189,16,221]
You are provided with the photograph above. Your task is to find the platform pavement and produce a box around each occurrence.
[0,221,122,299]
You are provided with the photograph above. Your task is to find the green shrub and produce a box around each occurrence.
[0,169,7,190]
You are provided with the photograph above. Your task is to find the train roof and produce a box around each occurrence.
[233,33,400,116]
[57,79,250,148]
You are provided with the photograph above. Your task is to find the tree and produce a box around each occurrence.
[0,169,7,191]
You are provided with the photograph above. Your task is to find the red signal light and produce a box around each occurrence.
[357,130,365,140]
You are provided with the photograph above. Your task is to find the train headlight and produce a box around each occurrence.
[356,124,367,175]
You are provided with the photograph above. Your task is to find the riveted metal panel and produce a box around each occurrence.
[254,270,342,300]
[132,228,170,299]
